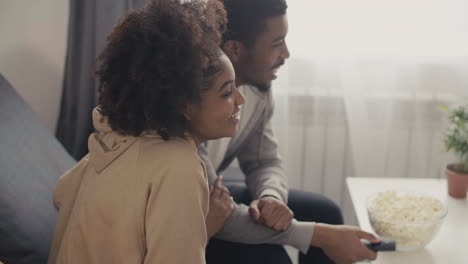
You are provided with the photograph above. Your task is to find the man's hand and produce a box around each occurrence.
[248,196,294,231]
[206,176,234,239]
[311,223,379,264]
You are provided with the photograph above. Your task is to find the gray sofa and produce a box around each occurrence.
[0,73,75,264]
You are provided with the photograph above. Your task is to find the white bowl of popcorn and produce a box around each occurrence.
[366,190,448,251]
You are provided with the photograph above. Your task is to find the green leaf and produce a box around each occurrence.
[439,103,468,161]
[437,104,450,115]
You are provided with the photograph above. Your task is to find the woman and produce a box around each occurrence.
[48,0,244,263]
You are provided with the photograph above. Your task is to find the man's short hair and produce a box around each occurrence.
[221,0,287,47]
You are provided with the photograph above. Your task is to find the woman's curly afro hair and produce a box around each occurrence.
[96,0,227,139]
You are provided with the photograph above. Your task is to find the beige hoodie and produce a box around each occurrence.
[48,109,209,264]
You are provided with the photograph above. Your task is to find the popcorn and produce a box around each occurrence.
[367,191,446,250]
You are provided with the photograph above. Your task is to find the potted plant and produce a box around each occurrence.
[439,104,468,198]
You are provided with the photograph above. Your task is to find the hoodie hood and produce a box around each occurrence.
[88,108,138,173]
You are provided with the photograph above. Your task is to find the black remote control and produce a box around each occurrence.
[361,239,396,252]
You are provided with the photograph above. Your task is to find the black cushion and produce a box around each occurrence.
[0,74,75,264]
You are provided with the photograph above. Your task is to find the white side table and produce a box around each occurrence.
[346,177,468,264]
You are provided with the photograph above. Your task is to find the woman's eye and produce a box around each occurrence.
[222,90,233,98]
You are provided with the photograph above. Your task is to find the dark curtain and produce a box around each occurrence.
[56,0,145,160]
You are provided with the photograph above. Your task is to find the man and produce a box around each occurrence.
[199,0,380,263]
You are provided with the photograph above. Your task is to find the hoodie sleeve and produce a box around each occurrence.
[143,151,209,264]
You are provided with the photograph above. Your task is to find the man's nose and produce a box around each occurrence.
[282,42,290,59]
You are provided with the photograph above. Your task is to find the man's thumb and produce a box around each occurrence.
[358,230,380,243]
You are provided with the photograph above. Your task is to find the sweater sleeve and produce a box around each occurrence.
[237,91,288,202]
[199,141,314,252]
[143,155,209,264]
[197,142,218,184]
[214,203,315,254]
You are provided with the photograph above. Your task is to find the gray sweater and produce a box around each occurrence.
[198,85,314,254]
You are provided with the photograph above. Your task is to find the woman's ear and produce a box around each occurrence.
[183,102,195,121]
[222,40,245,64]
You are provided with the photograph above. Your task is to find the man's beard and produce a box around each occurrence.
[239,60,285,93]
[253,60,284,92]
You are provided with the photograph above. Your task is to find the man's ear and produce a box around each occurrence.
[222,40,245,63]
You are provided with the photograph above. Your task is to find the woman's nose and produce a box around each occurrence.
[235,88,245,106]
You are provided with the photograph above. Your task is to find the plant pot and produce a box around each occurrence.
[446,164,468,198]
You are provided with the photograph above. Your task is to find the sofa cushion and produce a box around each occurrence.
[0,74,75,264]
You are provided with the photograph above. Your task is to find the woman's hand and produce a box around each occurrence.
[206,176,234,239]
[311,223,379,264]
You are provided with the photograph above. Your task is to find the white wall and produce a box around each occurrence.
[0,0,69,132]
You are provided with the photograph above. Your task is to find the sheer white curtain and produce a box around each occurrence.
[271,0,468,223]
